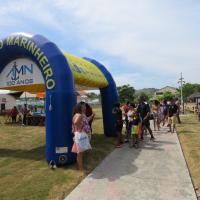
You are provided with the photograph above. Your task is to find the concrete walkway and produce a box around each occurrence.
[65,126,197,200]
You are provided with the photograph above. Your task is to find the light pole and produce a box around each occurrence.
[178,72,185,113]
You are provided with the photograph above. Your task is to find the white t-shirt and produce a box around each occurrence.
[127,110,134,122]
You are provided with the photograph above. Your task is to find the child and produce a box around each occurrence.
[123,102,130,142]
[127,103,136,141]
[129,109,141,148]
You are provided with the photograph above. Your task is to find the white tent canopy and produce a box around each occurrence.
[20,92,36,99]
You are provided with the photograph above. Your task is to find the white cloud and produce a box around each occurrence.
[53,0,200,85]
[0,0,200,88]
[0,0,66,35]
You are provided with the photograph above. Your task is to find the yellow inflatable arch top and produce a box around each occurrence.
[0,52,108,92]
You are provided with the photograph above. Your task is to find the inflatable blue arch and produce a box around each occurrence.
[0,33,118,165]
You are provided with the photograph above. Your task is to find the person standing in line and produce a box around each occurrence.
[162,100,169,126]
[17,107,23,124]
[123,101,130,142]
[197,103,200,121]
[79,101,95,140]
[175,98,181,124]
[137,96,155,140]
[10,106,18,123]
[168,99,178,133]
[112,103,123,148]
[129,107,141,148]
[72,103,93,171]
[151,100,161,131]
[85,103,95,134]
[127,103,136,140]
[22,104,28,125]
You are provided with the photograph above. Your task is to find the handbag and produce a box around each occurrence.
[74,132,92,152]
[131,125,139,135]
[131,124,142,135]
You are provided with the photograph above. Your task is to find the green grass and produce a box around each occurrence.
[177,114,200,199]
[0,107,115,200]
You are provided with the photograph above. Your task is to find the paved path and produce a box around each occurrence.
[65,126,197,200]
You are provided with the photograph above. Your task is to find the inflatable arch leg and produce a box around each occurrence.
[0,33,76,165]
[84,58,119,137]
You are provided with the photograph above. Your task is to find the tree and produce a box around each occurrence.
[135,92,150,102]
[180,83,200,99]
[162,91,175,101]
[117,84,135,103]
[86,92,99,100]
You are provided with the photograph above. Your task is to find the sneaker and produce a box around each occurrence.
[124,139,129,143]
[129,141,133,148]
[49,160,55,169]
[53,164,57,169]
[115,144,122,148]
[135,143,139,148]
[49,164,53,169]
[150,137,155,140]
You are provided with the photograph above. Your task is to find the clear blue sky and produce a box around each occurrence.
[0,0,200,89]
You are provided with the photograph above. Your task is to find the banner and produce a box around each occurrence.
[0,58,44,92]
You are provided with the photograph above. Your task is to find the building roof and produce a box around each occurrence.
[0,90,23,98]
[189,92,200,99]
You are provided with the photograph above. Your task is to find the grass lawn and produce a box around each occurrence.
[0,107,115,200]
[177,114,200,199]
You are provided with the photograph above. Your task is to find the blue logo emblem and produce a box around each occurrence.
[6,62,33,81]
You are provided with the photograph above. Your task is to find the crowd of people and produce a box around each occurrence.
[1,97,184,171]
[112,96,181,149]
[71,97,182,171]
[5,104,44,125]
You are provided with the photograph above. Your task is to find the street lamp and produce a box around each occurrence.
[178,72,185,113]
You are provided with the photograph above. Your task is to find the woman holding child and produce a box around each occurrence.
[72,102,95,171]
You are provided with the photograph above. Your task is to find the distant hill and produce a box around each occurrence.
[135,88,158,96]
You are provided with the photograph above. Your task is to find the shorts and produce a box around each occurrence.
[163,111,168,116]
[168,116,177,125]
[153,112,162,120]
[116,123,123,132]
[153,112,158,119]
[142,119,150,127]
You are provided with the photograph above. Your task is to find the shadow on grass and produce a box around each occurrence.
[184,122,199,125]
[0,133,114,171]
[0,146,45,161]
[178,130,196,135]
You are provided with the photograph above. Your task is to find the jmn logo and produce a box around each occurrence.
[6,62,33,81]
